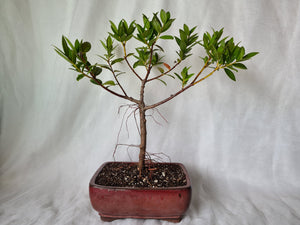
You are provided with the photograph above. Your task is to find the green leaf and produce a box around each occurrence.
[190,26,197,34]
[160,35,174,40]
[90,78,102,85]
[180,41,186,51]
[166,74,175,79]
[224,68,236,81]
[69,50,76,63]
[133,61,143,68]
[239,52,259,61]
[174,72,182,81]
[179,29,187,42]
[111,58,124,65]
[157,67,164,73]
[62,36,69,55]
[237,47,245,60]
[122,19,129,33]
[183,24,189,35]
[161,19,174,32]
[116,71,126,77]
[143,14,150,28]
[81,42,91,52]
[100,40,107,50]
[118,20,125,36]
[155,44,164,52]
[63,36,75,51]
[92,66,102,76]
[158,79,167,86]
[109,21,118,35]
[99,64,112,71]
[152,17,161,34]
[160,9,167,24]
[228,65,238,72]
[233,63,247,69]
[107,36,113,48]
[54,46,74,65]
[175,37,181,46]
[103,80,116,86]
[75,39,80,52]
[126,53,135,57]
[76,74,85,81]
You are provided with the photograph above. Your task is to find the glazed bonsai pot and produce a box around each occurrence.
[89,161,192,222]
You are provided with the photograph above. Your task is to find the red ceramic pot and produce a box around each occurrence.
[89,162,192,223]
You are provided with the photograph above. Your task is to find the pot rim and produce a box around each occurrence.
[89,161,191,190]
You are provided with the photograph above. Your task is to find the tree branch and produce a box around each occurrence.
[147,60,181,82]
[79,54,139,104]
[144,44,155,81]
[107,59,128,97]
[190,56,211,84]
[145,64,219,110]
[90,74,138,103]
[123,43,143,81]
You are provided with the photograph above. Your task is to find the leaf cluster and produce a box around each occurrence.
[99,36,124,69]
[175,67,195,88]
[201,28,259,81]
[175,24,199,60]
[109,20,136,43]
[54,36,119,87]
[54,36,102,80]
[134,9,175,47]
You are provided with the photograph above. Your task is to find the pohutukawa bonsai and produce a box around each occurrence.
[54,9,258,177]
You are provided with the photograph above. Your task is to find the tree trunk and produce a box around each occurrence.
[138,77,147,176]
[138,106,147,176]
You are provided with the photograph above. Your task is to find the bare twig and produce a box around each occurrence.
[147,60,181,82]
[107,59,128,96]
[123,43,143,81]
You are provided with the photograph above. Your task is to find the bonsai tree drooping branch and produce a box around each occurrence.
[54,10,258,176]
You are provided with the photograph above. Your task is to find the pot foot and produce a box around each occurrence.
[100,216,116,222]
[99,214,183,223]
[164,216,183,223]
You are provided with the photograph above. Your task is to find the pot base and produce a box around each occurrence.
[100,214,182,223]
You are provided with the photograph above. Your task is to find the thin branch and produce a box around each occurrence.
[91,74,138,103]
[147,60,181,82]
[145,65,219,110]
[123,43,143,81]
[193,66,219,85]
[190,56,211,84]
[107,59,128,97]
[145,85,189,110]
[144,44,154,81]
[79,55,139,104]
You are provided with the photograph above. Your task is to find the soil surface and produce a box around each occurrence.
[95,162,187,188]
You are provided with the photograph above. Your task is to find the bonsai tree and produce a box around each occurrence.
[54,9,258,176]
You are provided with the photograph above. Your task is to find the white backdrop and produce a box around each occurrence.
[1,0,300,224]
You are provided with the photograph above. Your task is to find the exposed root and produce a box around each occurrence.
[115,104,171,166]
[113,144,139,161]
[146,107,168,126]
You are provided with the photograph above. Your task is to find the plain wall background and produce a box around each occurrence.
[1,0,300,224]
